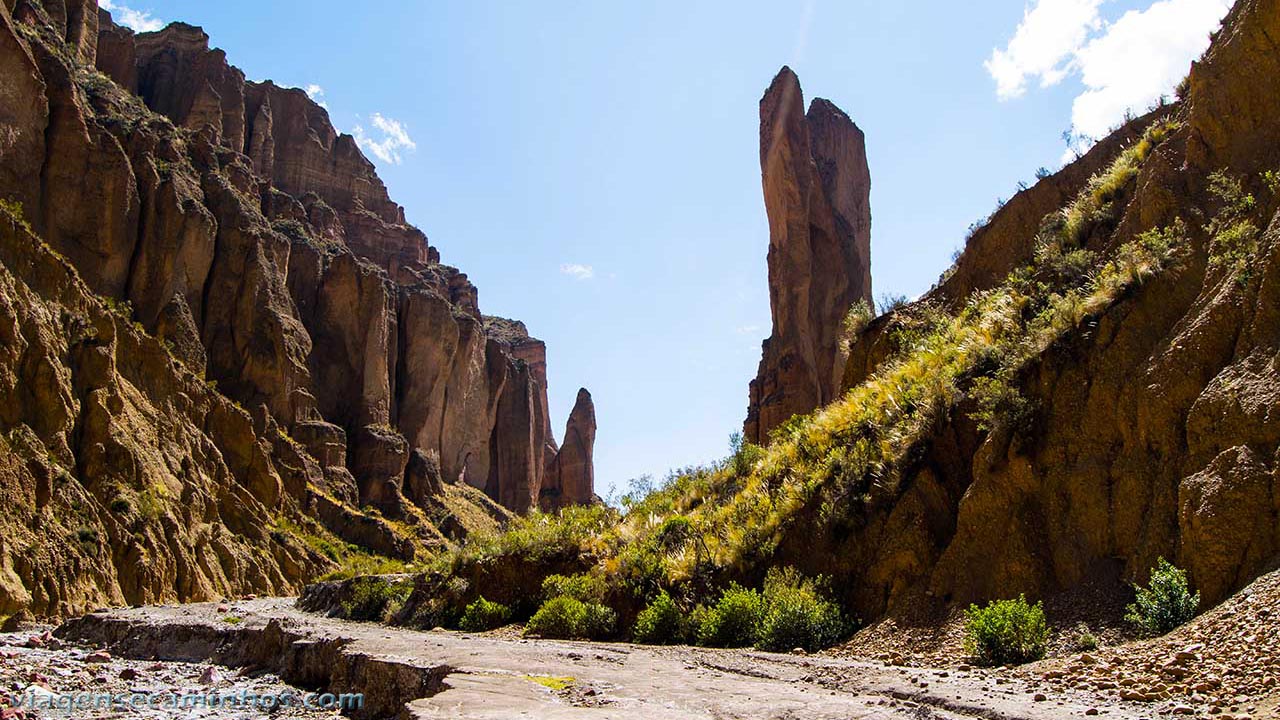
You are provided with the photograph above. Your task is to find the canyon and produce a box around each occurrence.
[0,0,597,618]
[1,0,1280,718]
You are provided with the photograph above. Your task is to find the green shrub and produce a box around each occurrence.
[579,601,617,639]
[727,433,766,478]
[697,583,765,648]
[1124,557,1199,637]
[525,596,616,640]
[963,595,1048,666]
[967,374,1034,434]
[458,596,512,632]
[632,591,685,645]
[340,577,411,622]
[756,568,848,652]
[542,573,606,603]
[0,198,32,233]
[1073,623,1099,651]
[839,299,875,354]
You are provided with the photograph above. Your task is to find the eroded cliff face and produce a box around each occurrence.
[777,0,1280,620]
[745,67,872,444]
[0,0,593,616]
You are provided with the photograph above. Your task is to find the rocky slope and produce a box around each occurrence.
[788,0,1280,621]
[0,0,595,617]
[745,67,872,444]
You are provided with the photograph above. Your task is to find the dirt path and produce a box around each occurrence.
[39,599,1177,719]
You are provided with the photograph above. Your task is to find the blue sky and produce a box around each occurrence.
[99,0,1230,498]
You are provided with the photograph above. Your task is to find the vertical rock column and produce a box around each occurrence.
[744,66,871,443]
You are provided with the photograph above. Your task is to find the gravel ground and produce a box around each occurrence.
[0,626,340,719]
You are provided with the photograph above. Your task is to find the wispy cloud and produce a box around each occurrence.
[988,0,1230,154]
[97,0,164,33]
[735,325,760,335]
[304,84,328,109]
[352,113,417,165]
[560,263,595,281]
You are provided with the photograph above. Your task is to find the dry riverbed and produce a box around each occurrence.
[0,598,1248,719]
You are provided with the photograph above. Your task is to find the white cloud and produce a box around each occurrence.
[560,263,595,280]
[97,0,164,33]
[985,0,1104,100]
[304,84,328,110]
[989,0,1231,152]
[1069,0,1231,138]
[352,113,416,165]
[735,325,760,335]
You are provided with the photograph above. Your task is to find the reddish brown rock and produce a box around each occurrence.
[745,67,871,443]
[541,388,597,511]
[0,2,595,618]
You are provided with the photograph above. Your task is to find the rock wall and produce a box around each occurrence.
[745,67,872,443]
[0,0,593,615]
[788,0,1280,620]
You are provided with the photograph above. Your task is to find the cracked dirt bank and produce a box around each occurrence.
[36,599,1192,720]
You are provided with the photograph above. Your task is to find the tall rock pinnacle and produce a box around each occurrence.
[745,67,872,443]
[541,388,597,510]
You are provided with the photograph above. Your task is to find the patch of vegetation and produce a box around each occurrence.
[1205,171,1261,284]
[271,515,412,580]
[696,583,765,648]
[1062,119,1179,246]
[525,596,616,640]
[1263,169,1280,197]
[756,568,848,652]
[967,372,1034,435]
[0,198,32,233]
[75,526,99,547]
[222,615,243,625]
[632,591,686,645]
[340,576,412,623]
[443,504,616,571]
[1124,557,1199,637]
[838,299,875,356]
[137,483,170,521]
[541,573,607,603]
[458,596,512,632]
[963,595,1048,666]
[1072,623,1099,651]
[877,293,910,314]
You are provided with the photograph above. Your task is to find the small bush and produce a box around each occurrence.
[1124,557,1199,637]
[963,595,1048,666]
[697,583,765,648]
[839,299,875,355]
[542,573,606,603]
[341,577,411,622]
[458,596,512,632]
[632,591,685,645]
[525,596,616,640]
[756,568,848,652]
[1073,623,1099,651]
[878,293,910,315]
[967,374,1033,434]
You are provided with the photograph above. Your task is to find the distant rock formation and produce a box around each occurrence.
[745,67,872,443]
[541,389,597,510]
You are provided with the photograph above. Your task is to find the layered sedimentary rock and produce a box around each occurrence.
[0,0,591,615]
[745,67,872,443]
[773,0,1280,620]
[541,389,597,510]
